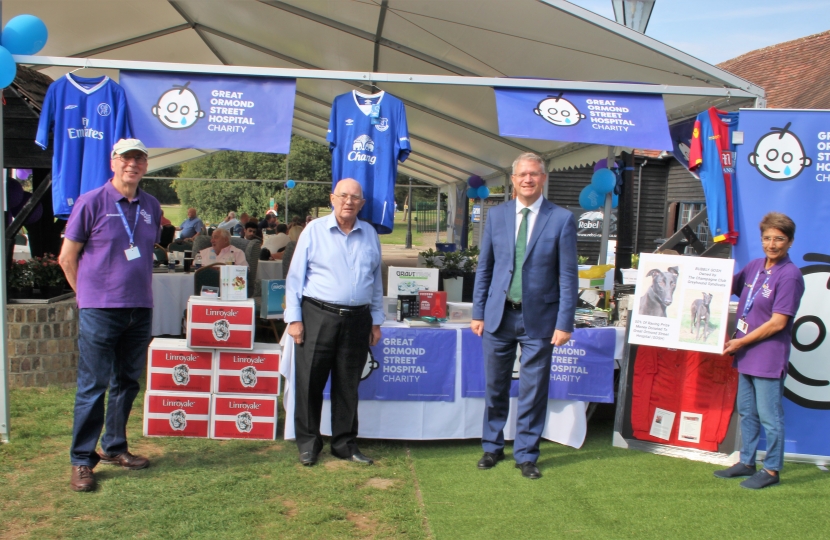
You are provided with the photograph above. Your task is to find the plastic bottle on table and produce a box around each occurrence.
[194,251,202,269]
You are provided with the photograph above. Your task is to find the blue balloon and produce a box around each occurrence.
[612,192,619,209]
[467,187,479,199]
[477,186,490,199]
[286,179,296,189]
[0,46,16,88]
[591,168,616,194]
[2,15,48,55]
[579,185,602,211]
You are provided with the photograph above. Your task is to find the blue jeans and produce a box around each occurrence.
[737,373,785,472]
[70,308,152,467]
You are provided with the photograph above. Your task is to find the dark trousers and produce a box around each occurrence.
[482,307,554,464]
[70,308,152,467]
[294,300,372,456]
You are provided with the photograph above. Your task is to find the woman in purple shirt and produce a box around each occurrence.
[715,212,805,489]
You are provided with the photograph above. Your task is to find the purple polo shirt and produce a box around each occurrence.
[731,255,805,378]
[64,180,162,309]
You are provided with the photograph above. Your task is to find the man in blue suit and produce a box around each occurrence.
[472,152,578,479]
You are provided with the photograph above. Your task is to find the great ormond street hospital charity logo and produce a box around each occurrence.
[213,319,231,342]
[236,411,253,433]
[240,366,258,388]
[172,364,190,386]
[152,82,205,130]
[748,122,812,181]
[534,92,586,127]
[169,409,187,431]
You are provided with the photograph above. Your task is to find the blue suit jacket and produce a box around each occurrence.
[472,198,578,339]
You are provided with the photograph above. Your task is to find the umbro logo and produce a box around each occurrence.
[345,119,354,126]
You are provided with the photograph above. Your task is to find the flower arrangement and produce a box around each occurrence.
[8,259,33,289]
[31,253,67,288]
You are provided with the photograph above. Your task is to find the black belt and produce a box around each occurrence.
[505,299,522,310]
[303,296,369,317]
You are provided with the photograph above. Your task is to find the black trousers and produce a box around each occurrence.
[294,299,372,456]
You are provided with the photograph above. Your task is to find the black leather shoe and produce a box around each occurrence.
[299,451,319,466]
[477,451,505,470]
[333,450,374,465]
[516,461,541,479]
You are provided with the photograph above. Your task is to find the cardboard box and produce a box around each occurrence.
[210,394,277,440]
[419,291,447,318]
[144,391,211,438]
[187,297,255,350]
[214,344,281,395]
[388,266,438,295]
[382,296,398,321]
[147,338,214,393]
[220,265,249,301]
[578,268,614,290]
[447,302,473,323]
[260,279,286,318]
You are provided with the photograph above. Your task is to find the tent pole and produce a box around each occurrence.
[0,0,11,444]
[405,178,412,249]
[435,187,440,244]
[598,146,615,266]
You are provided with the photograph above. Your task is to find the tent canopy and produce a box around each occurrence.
[7,0,763,185]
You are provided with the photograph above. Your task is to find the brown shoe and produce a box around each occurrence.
[70,465,96,492]
[97,451,149,470]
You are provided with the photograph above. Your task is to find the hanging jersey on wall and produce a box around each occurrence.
[327,90,410,234]
[688,107,739,244]
[35,74,133,218]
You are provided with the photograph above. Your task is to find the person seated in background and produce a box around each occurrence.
[259,211,277,236]
[176,207,204,241]
[234,212,251,237]
[305,215,313,225]
[160,211,172,227]
[217,211,240,233]
[199,228,247,266]
[243,220,260,241]
[263,223,290,257]
[280,224,303,274]
[291,215,304,228]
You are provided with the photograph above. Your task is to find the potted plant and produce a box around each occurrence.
[459,246,479,302]
[419,248,440,269]
[8,259,34,299]
[440,251,465,302]
[32,253,68,298]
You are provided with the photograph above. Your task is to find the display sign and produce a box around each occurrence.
[566,206,617,241]
[261,279,286,318]
[388,266,439,295]
[471,204,481,223]
[494,88,672,150]
[120,71,295,153]
[734,109,830,459]
[627,253,734,354]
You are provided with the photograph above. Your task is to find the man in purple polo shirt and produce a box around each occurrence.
[59,138,162,492]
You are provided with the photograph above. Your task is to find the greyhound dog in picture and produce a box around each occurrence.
[639,267,679,317]
[691,292,714,341]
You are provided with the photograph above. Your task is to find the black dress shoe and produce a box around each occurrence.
[333,450,374,465]
[477,451,505,470]
[299,451,319,466]
[516,461,541,479]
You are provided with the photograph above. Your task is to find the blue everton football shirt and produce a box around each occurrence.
[36,74,132,218]
[327,90,410,234]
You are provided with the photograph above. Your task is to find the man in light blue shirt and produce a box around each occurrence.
[285,178,383,467]
[176,207,204,240]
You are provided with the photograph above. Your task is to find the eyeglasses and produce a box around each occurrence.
[332,193,363,203]
[116,155,148,164]
[761,236,788,244]
[513,172,545,179]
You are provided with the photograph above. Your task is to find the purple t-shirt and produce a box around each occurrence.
[731,255,805,378]
[64,181,162,309]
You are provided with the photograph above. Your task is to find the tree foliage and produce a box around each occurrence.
[172,136,333,224]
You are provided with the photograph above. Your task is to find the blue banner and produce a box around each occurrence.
[494,88,672,150]
[120,71,295,153]
[461,329,518,398]
[548,328,615,403]
[735,109,830,458]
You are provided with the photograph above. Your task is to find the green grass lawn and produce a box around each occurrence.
[161,204,187,228]
[3,387,829,539]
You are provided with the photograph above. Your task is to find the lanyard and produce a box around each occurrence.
[115,201,140,247]
[741,269,771,320]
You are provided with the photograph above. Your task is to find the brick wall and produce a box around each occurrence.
[5,299,79,388]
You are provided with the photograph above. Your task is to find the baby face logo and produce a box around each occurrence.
[240,366,258,388]
[169,409,187,431]
[534,92,586,127]
[151,81,205,130]
[361,350,379,381]
[172,364,190,386]
[235,411,253,433]
[213,319,230,342]
[748,122,812,181]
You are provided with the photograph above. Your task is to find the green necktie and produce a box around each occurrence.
[508,208,530,302]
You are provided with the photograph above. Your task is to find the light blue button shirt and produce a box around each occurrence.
[284,213,384,325]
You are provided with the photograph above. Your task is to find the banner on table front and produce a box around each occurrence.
[734,109,830,458]
[324,328,456,402]
[120,71,295,153]
[461,328,614,403]
[493,88,672,149]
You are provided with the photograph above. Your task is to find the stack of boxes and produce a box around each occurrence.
[144,296,281,440]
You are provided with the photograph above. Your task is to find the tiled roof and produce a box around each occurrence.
[717,30,830,109]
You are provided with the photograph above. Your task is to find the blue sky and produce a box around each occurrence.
[567,0,830,64]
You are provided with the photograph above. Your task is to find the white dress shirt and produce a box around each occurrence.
[515,194,544,245]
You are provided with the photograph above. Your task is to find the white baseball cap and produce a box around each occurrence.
[111,138,149,158]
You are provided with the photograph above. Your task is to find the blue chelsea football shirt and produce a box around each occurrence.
[327,90,410,234]
[36,74,132,218]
